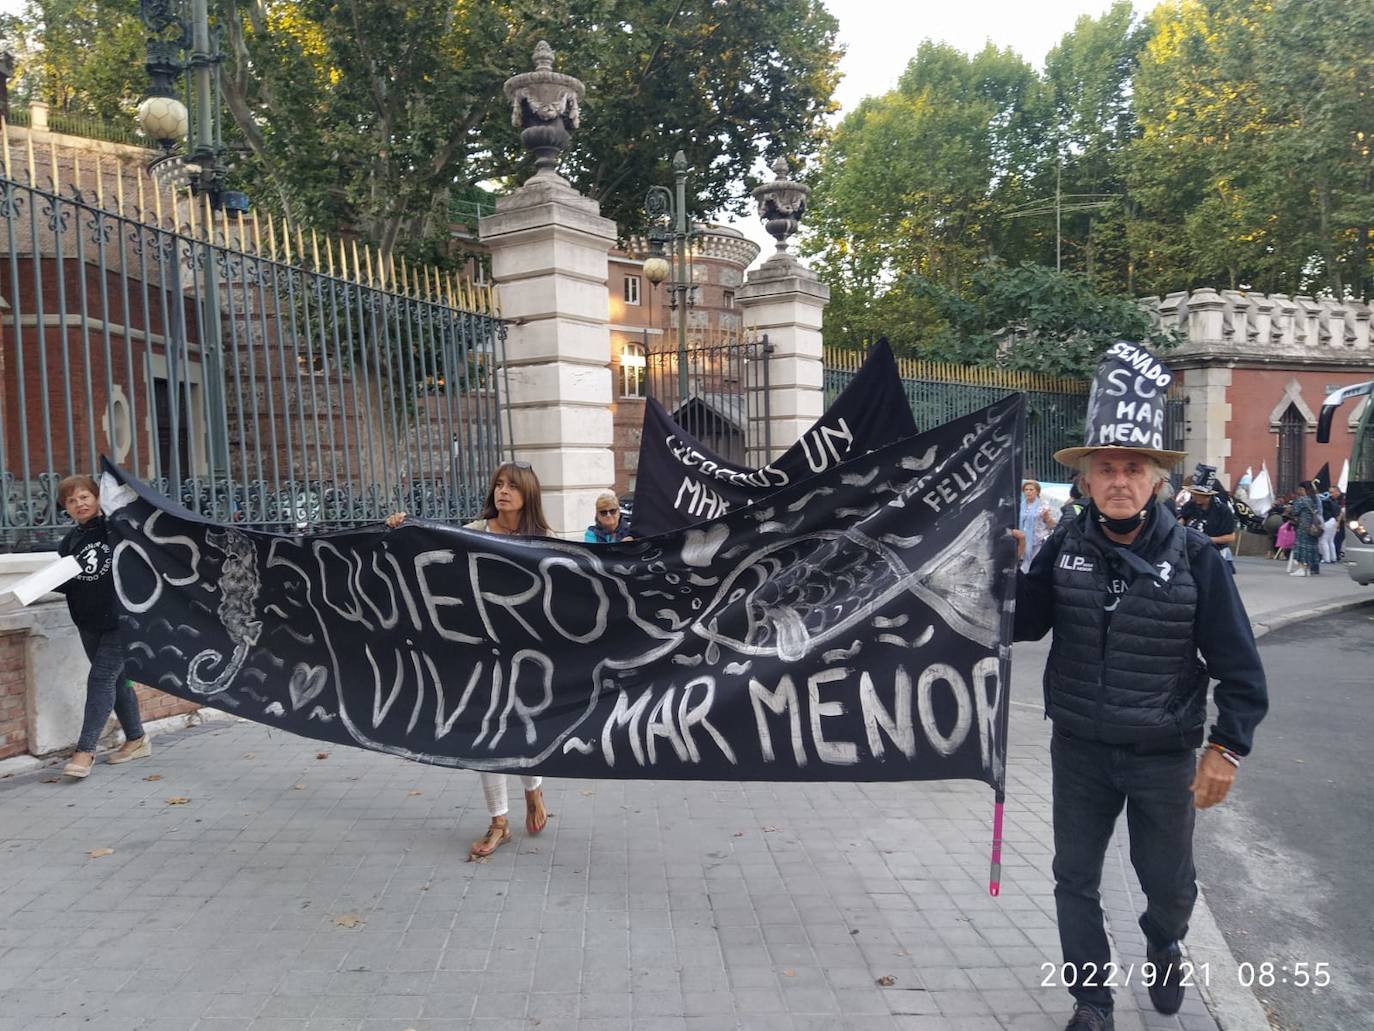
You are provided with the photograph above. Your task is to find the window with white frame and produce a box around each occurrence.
[620,341,646,397]
[624,275,641,305]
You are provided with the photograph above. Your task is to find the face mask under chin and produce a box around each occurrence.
[1091,500,1153,536]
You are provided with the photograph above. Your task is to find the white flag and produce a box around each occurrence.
[1339,459,1350,494]
[1248,463,1273,514]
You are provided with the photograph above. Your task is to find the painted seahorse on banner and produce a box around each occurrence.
[187,528,263,696]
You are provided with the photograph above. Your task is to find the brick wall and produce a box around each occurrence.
[132,682,200,724]
[0,629,29,760]
[1225,368,1364,488]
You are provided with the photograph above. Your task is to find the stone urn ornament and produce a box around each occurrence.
[751,157,810,258]
[504,40,585,184]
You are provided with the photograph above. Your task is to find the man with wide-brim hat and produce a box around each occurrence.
[1177,464,1238,566]
[1010,342,1268,1031]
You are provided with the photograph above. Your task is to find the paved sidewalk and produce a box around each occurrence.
[0,557,1365,1031]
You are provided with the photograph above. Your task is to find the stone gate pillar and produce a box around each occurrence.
[479,42,616,536]
[736,159,829,459]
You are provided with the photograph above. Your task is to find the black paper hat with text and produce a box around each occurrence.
[1053,341,1188,469]
[1186,463,1220,495]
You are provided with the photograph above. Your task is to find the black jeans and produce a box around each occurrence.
[77,628,144,753]
[1051,729,1198,1011]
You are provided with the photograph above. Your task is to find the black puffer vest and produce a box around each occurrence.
[1044,505,1210,750]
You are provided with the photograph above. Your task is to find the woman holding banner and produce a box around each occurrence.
[386,461,552,859]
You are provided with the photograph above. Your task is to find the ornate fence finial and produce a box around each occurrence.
[503,40,585,185]
[751,156,810,258]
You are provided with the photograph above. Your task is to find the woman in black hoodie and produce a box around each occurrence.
[55,475,149,779]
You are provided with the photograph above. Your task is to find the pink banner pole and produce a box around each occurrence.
[989,800,1005,896]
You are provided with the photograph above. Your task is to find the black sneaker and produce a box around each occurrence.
[1146,940,1186,1014]
[1065,1002,1115,1030]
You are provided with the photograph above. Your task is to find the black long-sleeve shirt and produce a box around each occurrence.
[1014,512,1268,756]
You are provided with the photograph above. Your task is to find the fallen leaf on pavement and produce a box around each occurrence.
[242,752,256,759]
[294,784,305,790]
[40,777,59,784]
[782,969,795,977]
[733,832,744,837]
[761,825,779,832]
[333,913,363,928]
[165,796,191,805]
[876,975,896,987]
[143,774,162,782]
[316,752,329,760]
[407,789,423,797]
[87,848,114,858]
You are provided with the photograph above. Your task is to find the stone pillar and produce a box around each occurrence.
[736,158,829,459]
[1180,364,1233,485]
[479,42,616,537]
[29,100,48,132]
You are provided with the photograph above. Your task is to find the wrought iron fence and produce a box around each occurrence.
[4,106,143,148]
[645,329,773,467]
[0,122,510,552]
[824,349,1090,480]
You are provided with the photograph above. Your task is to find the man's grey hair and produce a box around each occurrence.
[1076,452,1170,486]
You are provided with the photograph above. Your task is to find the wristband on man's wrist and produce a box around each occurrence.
[1206,741,1241,767]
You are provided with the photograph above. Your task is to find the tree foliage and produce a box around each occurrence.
[913,260,1180,378]
[804,0,1374,360]
[6,0,841,265]
[6,0,144,125]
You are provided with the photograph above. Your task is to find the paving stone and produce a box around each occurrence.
[0,697,1220,1031]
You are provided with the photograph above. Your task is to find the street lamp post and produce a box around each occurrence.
[641,151,697,408]
[135,0,245,481]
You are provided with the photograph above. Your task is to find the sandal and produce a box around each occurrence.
[63,751,95,780]
[525,786,547,835]
[468,817,511,860]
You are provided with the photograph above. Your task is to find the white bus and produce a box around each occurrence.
[1317,381,1374,585]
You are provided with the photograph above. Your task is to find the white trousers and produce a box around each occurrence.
[481,772,541,818]
[1320,518,1338,563]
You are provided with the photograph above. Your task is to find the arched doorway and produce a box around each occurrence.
[1276,403,1306,495]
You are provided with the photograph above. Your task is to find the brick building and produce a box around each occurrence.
[604,224,760,499]
[1150,288,1373,495]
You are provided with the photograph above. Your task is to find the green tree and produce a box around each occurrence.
[912,260,1179,378]
[1127,0,1374,297]
[1038,1,1149,291]
[8,0,840,262]
[218,0,841,261]
[10,0,144,125]
[802,42,1049,351]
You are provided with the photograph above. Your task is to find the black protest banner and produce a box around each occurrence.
[630,338,917,537]
[101,394,1022,786]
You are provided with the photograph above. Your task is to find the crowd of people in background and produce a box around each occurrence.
[1261,484,1347,576]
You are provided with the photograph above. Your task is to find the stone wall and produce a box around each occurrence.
[1146,288,1373,489]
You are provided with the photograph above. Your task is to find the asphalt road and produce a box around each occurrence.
[1193,604,1374,1031]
